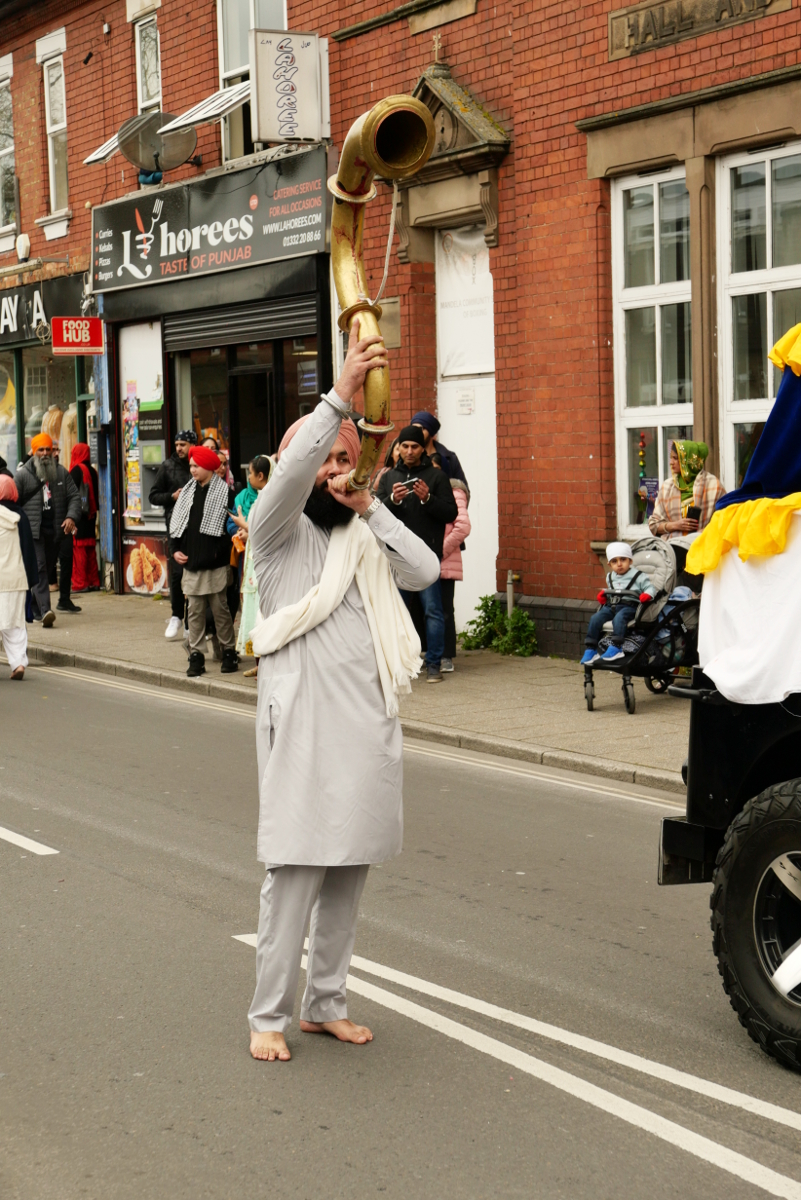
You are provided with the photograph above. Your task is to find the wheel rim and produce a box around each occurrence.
[754,853,801,1005]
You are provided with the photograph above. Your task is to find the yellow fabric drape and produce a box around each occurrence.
[768,322,801,376]
[686,494,801,573]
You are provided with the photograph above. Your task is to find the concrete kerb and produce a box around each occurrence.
[24,644,686,795]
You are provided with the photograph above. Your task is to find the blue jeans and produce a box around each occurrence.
[401,581,445,669]
[586,604,636,649]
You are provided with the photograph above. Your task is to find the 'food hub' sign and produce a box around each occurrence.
[90,146,326,293]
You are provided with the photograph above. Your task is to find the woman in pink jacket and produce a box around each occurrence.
[432,453,471,672]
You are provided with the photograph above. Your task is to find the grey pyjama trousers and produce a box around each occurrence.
[186,588,234,654]
[248,863,369,1033]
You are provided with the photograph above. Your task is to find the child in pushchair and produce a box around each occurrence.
[579,536,701,714]
[581,541,656,665]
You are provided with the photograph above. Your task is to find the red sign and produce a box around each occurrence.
[51,316,105,355]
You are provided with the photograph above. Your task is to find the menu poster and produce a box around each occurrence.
[122,535,169,595]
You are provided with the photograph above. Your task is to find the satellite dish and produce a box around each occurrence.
[117,112,197,173]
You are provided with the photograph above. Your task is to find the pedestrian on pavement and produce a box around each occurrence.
[202,435,235,487]
[149,430,196,640]
[245,320,437,1063]
[68,443,100,593]
[376,424,457,683]
[649,440,725,541]
[431,453,471,673]
[581,541,656,666]
[231,454,273,676]
[170,444,238,678]
[411,410,469,486]
[0,475,38,680]
[15,432,82,626]
[370,436,400,494]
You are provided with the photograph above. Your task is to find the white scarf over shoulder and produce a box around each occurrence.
[250,516,422,717]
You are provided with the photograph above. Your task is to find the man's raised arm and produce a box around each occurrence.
[248,320,388,559]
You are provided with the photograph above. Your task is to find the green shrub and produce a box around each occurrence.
[458,595,538,657]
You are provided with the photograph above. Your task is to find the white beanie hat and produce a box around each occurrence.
[607,541,633,561]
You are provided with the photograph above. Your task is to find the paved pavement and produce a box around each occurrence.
[23,592,690,791]
[1,665,797,1200]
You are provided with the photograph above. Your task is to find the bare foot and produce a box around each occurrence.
[299,1018,373,1044]
[250,1031,291,1061]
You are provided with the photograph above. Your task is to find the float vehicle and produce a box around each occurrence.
[659,325,801,1069]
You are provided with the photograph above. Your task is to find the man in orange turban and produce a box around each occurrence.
[15,429,82,625]
[245,320,440,1064]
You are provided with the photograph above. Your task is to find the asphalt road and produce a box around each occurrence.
[2,664,801,1200]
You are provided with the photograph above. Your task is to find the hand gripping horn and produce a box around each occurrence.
[328,96,435,490]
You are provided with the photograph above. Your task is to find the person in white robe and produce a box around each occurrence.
[246,324,440,1062]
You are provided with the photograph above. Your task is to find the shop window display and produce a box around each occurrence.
[0,351,16,470]
[22,345,81,460]
[283,337,318,428]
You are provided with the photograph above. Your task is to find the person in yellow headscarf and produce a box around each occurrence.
[649,439,726,541]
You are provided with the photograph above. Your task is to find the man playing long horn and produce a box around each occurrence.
[246,320,440,1062]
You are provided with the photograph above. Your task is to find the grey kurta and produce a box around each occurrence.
[248,392,440,866]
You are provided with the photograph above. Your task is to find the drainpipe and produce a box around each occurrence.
[506,570,520,618]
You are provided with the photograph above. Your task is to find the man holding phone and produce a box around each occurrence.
[376,425,458,683]
[649,439,725,540]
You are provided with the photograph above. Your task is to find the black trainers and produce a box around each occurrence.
[426,664,443,683]
[220,648,239,674]
[187,650,206,678]
[57,600,82,613]
[41,610,56,627]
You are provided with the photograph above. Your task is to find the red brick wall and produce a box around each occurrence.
[5,0,800,598]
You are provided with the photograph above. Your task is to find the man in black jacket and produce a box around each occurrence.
[376,425,457,683]
[15,433,82,625]
[149,430,196,639]
[170,444,237,678]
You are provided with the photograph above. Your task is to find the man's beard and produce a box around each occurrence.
[304,483,355,530]
[34,456,57,484]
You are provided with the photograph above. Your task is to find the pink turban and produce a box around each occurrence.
[278,414,361,469]
[0,474,18,502]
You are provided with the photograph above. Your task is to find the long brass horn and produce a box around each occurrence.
[328,96,435,490]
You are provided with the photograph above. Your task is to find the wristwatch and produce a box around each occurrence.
[361,496,382,521]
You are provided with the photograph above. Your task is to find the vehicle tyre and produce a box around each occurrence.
[623,681,635,714]
[711,779,801,1070]
[585,680,594,712]
[644,675,669,694]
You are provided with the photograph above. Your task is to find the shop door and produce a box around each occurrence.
[231,370,276,485]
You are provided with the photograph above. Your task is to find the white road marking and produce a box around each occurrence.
[234,935,801,1198]
[404,742,684,811]
[344,973,801,1200]
[0,825,58,855]
[234,936,801,1132]
[28,664,682,809]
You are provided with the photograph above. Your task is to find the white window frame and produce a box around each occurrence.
[612,165,693,532]
[717,140,801,491]
[43,55,67,215]
[216,0,287,162]
[0,77,15,234]
[135,15,161,114]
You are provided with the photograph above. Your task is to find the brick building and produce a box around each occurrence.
[0,0,798,647]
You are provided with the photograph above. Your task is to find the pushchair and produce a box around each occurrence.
[583,535,700,714]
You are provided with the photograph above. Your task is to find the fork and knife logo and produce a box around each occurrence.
[134,197,163,259]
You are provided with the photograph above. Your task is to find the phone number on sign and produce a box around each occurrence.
[283,230,323,247]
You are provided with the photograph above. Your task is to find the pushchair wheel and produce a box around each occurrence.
[644,675,670,695]
[585,680,594,711]
[623,680,636,714]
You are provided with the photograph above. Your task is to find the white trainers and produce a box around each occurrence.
[165,616,183,639]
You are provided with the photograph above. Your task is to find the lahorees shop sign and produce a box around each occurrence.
[90,146,326,293]
[609,0,791,59]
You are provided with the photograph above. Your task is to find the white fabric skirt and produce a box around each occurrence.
[0,589,25,630]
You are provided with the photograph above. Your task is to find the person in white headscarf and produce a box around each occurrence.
[245,320,439,1063]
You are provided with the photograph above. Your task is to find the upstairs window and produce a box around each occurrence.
[612,168,692,528]
[217,0,286,161]
[44,57,68,213]
[0,79,15,231]
[135,16,161,114]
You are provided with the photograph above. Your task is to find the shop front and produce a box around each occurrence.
[0,275,91,474]
[90,145,331,595]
